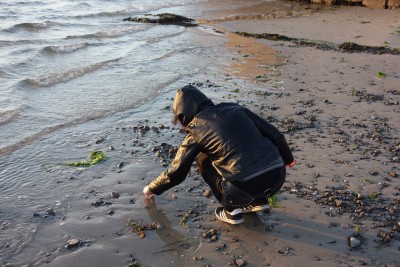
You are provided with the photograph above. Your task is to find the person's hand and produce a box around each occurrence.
[143,185,154,199]
[287,160,296,168]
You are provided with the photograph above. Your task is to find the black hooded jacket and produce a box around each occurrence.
[148,86,294,195]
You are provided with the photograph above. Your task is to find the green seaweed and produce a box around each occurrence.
[65,151,107,167]
[362,178,373,184]
[180,212,189,231]
[368,193,378,200]
[268,194,280,208]
[376,71,386,79]
[348,143,358,150]
[256,74,267,79]
[355,225,364,233]
[230,88,240,93]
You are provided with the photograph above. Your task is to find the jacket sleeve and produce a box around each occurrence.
[245,108,294,165]
[148,134,201,195]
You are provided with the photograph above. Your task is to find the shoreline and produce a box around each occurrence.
[4,5,399,267]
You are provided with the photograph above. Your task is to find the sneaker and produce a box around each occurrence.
[242,201,270,213]
[215,207,244,225]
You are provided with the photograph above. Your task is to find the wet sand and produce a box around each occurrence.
[17,5,399,267]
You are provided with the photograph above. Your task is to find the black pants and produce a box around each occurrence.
[197,153,286,210]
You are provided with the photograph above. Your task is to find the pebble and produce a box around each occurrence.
[95,137,105,144]
[348,236,361,248]
[203,189,212,198]
[46,208,56,216]
[236,259,246,267]
[107,209,115,215]
[111,191,120,198]
[117,162,124,169]
[65,238,81,249]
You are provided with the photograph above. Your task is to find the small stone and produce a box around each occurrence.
[111,192,120,198]
[210,235,218,241]
[95,137,105,144]
[117,162,124,169]
[348,236,361,248]
[335,199,343,207]
[107,209,115,215]
[65,238,81,249]
[369,170,379,176]
[236,259,246,267]
[46,208,56,216]
[203,189,212,198]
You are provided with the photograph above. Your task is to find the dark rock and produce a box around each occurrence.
[124,13,198,27]
[90,200,112,207]
[95,137,105,144]
[45,208,56,216]
[111,191,120,198]
[107,209,115,215]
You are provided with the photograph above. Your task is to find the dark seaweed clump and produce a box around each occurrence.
[235,32,400,55]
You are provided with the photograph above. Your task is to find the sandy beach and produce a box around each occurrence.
[11,5,399,267]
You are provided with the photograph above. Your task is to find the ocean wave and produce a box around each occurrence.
[5,21,57,32]
[24,58,120,88]
[43,42,89,54]
[66,24,147,39]
[73,8,137,19]
[0,110,19,125]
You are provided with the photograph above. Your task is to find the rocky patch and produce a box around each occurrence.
[123,13,198,27]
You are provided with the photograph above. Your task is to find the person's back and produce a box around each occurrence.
[189,102,284,183]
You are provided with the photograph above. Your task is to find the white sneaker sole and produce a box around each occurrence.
[242,204,269,213]
[215,208,244,225]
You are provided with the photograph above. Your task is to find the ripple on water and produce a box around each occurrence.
[0,109,19,125]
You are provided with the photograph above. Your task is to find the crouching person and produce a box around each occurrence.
[143,85,295,225]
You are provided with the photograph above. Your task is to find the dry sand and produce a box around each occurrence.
[23,6,399,267]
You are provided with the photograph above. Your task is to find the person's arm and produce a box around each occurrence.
[245,109,295,166]
[146,134,201,195]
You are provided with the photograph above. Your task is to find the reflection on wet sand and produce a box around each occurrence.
[143,197,201,264]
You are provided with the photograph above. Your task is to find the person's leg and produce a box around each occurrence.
[197,153,244,224]
[238,166,286,213]
[196,153,223,203]
[238,166,286,196]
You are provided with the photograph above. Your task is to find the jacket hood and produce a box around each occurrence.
[173,85,213,126]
